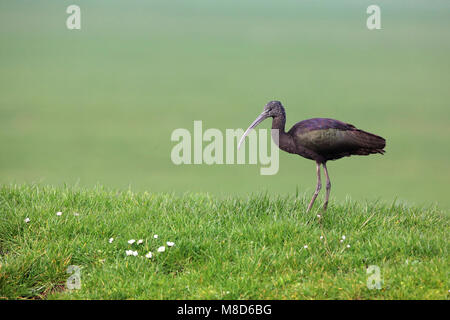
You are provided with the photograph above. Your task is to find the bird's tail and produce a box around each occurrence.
[352,129,386,155]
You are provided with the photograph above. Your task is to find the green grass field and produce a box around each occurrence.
[1,1,450,208]
[0,184,448,299]
[0,1,449,300]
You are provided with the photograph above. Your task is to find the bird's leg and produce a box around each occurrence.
[322,163,331,211]
[306,162,322,212]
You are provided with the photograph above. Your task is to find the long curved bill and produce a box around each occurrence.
[238,111,269,150]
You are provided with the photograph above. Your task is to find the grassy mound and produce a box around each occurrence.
[0,184,448,299]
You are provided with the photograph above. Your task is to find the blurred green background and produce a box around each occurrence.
[1,0,449,208]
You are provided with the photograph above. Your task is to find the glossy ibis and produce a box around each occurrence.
[238,101,386,212]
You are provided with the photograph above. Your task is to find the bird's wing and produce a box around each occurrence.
[289,118,385,156]
[290,118,356,134]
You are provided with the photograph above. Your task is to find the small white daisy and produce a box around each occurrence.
[153,234,158,239]
[145,252,153,259]
[303,245,308,249]
[56,211,62,216]
[346,244,351,248]
[137,239,144,244]
[340,239,344,243]
[128,239,136,244]
[320,236,324,240]
[126,250,138,256]
[109,238,114,243]
[24,218,30,223]
[317,214,321,218]
[157,246,166,253]
[167,241,175,247]
[342,235,346,240]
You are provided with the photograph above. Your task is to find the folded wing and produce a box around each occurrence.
[289,118,386,161]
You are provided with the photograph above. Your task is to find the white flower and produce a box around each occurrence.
[24,218,30,223]
[56,211,62,216]
[342,235,346,240]
[126,250,138,256]
[346,244,351,248]
[128,239,136,244]
[303,245,308,249]
[137,239,144,244]
[153,234,158,239]
[157,246,166,253]
[340,239,344,243]
[145,252,153,259]
[167,241,175,247]
[317,214,321,218]
[320,236,324,240]
[109,238,114,243]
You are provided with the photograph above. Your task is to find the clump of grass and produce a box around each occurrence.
[0,184,448,299]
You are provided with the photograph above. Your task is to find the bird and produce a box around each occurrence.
[238,100,386,212]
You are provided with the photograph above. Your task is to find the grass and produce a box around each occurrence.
[0,184,448,299]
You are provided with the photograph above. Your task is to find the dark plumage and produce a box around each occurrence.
[238,101,386,212]
[287,117,386,162]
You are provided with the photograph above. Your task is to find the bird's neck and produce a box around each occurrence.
[270,114,293,151]
[271,114,286,134]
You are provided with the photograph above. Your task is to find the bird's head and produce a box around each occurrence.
[238,100,285,149]
[263,100,285,118]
